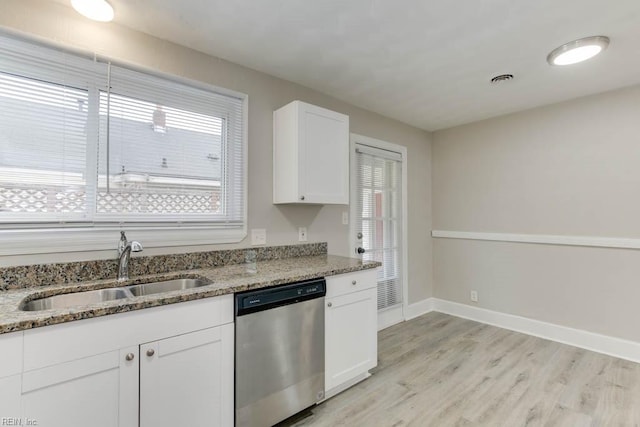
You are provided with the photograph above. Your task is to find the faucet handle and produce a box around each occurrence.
[130,241,144,252]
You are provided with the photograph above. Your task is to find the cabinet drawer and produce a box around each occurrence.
[326,269,377,299]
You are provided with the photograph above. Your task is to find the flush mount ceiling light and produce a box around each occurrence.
[71,0,114,22]
[547,36,609,66]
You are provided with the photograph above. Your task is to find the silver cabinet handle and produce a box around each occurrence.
[352,280,357,285]
[327,302,332,307]
[125,353,135,361]
[146,349,155,357]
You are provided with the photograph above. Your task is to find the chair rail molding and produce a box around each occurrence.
[432,230,640,250]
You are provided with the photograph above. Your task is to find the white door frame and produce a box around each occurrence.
[350,133,408,331]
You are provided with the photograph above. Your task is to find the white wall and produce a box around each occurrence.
[0,0,433,303]
[433,83,640,342]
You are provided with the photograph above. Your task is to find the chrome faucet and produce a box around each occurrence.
[117,231,143,282]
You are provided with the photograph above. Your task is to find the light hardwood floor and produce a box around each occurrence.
[286,312,640,427]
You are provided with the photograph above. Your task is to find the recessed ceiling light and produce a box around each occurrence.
[547,36,609,66]
[71,0,114,22]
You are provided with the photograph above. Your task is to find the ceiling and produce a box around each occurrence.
[60,0,640,131]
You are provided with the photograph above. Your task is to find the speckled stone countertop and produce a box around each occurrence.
[0,254,379,334]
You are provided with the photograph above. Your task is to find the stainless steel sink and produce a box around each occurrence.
[126,278,212,296]
[20,277,213,311]
[21,288,133,311]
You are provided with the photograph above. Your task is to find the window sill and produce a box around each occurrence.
[0,226,247,256]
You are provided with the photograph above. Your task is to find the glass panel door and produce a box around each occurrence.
[354,145,402,312]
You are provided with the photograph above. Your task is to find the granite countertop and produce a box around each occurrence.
[0,254,379,334]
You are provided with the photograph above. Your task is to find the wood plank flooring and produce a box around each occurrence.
[285,312,640,427]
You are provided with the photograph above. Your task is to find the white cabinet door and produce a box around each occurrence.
[0,331,23,421]
[273,100,349,204]
[325,286,378,392]
[1,375,22,421]
[139,324,234,427]
[21,348,138,427]
[298,102,349,204]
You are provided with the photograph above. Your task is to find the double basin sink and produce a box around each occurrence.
[21,278,212,312]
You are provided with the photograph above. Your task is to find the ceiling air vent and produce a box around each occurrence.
[490,74,514,84]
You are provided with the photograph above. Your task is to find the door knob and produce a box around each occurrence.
[125,353,135,361]
[356,247,365,254]
[146,349,155,357]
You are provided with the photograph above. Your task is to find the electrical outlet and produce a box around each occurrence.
[342,211,349,225]
[470,290,478,302]
[251,228,267,245]
[298,227,308,242]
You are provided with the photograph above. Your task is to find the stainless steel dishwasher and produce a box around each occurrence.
[235,278,326,427]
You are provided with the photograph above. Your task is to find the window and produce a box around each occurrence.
[0,34,247,255]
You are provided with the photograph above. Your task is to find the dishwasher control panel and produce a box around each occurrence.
[235,278,326,316]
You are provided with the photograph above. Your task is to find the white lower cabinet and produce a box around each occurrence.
[140,324,234,427]
[0,375,23,420]
[22,348,138,427]
[18,295,234,427]
[0,331,24,421]
[325,269,378,396]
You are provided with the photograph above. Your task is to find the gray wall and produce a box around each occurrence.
[433,84,640,342]
[0,0,433,304]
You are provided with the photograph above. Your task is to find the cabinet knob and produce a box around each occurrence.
[352,280,357,285]
[300,195,305,201]
[357,247,365,254]
[146,349,155,357]
[125,353,135,361]
[327,302,332,307]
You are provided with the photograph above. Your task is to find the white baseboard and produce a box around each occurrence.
[396,297,640,363]
[431,298,640,364]
[404,298,436,320]
[323,372,370,401]
[378,305,404,331]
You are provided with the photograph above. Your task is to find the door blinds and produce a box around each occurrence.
[355,146,403,311]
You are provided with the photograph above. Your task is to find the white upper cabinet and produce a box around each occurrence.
[273,101,349,204]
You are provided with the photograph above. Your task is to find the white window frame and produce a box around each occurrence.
[0,34,248,256]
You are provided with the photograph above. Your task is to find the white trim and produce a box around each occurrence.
[350,133,409,323]
[432,298,640,364]
[405,298,436,320]
[432,230,640,250]
[396,297,640,364]
[378,305,404,331]
[323,372,370,401]
[0,226,246,256]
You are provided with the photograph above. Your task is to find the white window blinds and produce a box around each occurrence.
[0,33,246,236]
[96,65,245,225]
[355,145,403,311]
[0,36,105,222]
